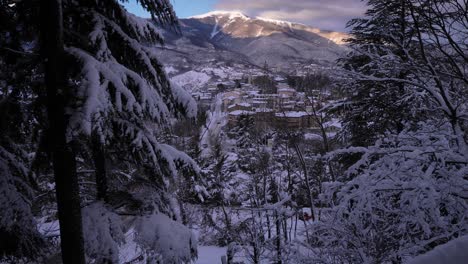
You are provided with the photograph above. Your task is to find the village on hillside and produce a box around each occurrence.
[191,71,342,132]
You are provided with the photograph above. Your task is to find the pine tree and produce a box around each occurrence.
[59,0,200,262]
[0,0,46,261]
[232,114,256,150]
[338,0,424,147]
[40,1,88,262]
[2,0,201,262]
[339,0,468,152]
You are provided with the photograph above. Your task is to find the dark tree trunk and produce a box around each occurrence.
[40,0,86,263]
[226,242,235,264]
[92,134,108,201]
[275,210,282,264]
[252,243,260,264]
[282,216,288,242]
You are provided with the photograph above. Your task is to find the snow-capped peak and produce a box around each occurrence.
[255,17,297,28]
[190,11,302,27]
[189,11,250,20]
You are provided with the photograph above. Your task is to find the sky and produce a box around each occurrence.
[123,0,366,32]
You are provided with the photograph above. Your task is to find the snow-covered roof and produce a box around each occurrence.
[223,91,241,98]
[256,108,274,113]
[228,103,251,109]
[229,110,255,116]
[278,88,296,92]
[255,94,278,98]
[275,111,309,118]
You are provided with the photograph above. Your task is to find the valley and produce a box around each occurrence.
[160,11,346,263]
[3,2,466,263]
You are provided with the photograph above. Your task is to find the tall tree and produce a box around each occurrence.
[338,0,422,147]
[60,0,200,262]
[40,0,86,263]
[1,0,201,262]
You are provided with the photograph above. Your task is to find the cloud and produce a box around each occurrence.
[215,0,366,31]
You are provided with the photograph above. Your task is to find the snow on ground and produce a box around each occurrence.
[196,246,257,264]
[408,235,468,264]
[190,202,316,263]
[119,229,143,263]
[164,65,178,75]
[171,71,211,92]
[196,246,227,264]
[37,218,61,239]
[210,18,222,39]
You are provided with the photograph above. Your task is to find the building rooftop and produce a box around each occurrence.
[275,111,310,118]
[228,103,252,109]
[278,88,296,92]
[229,110,255,116]
[256,108,274,113]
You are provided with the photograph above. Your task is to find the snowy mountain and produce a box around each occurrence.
[156,11,348,70]
[189,11,348,45]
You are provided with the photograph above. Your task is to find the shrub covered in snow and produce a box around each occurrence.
[309,128,468,263]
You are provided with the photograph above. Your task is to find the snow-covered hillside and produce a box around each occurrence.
[171,71,211,92]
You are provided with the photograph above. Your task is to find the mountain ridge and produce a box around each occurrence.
[155,10,348,71]
[187,11,349,45]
